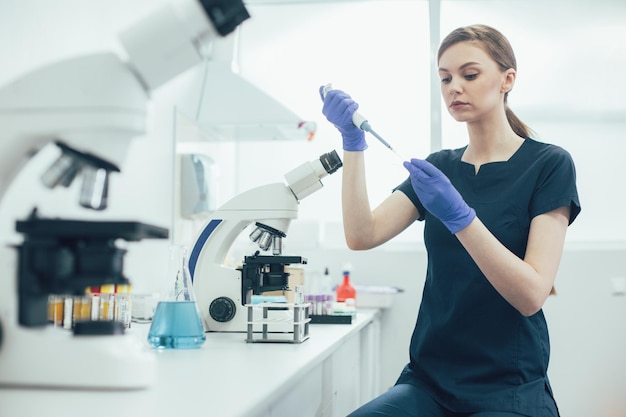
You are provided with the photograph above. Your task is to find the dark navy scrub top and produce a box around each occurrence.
[395,138,581,416]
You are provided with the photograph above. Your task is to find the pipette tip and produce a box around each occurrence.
[367,128,407,161]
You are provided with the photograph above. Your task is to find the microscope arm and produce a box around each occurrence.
[189,151,342,332]
[189,182,299,331]
[190,183,298,274]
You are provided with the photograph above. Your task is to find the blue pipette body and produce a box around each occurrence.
[322,83,405,160]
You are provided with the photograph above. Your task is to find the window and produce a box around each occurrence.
[203,0,625,243]
[237,1,431,223]
[441,0,626,242]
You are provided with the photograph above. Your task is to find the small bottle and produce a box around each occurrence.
[336,268,356,303]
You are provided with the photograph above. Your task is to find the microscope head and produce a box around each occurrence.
[285,149,342,201]
[246,150,343,255]
[0,1,251,211]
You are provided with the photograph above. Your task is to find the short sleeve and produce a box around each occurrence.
[529,146,581,225]
[394,177,426,221]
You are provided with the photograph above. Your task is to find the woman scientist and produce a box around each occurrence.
[319,24,580,417]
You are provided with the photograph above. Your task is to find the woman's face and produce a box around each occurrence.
[438,41,514,124]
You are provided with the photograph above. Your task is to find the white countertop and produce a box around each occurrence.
[0,310,378,417]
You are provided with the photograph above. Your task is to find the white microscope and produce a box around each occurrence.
[190,150,342,333]
[0,0,250,389]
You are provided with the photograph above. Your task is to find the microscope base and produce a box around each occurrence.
[0,325,156,389]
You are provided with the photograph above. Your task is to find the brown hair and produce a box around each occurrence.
[438,24,532,138]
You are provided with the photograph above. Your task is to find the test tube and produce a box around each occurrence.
[48,295,63,327]
[63,296,73,329]
[99,284,115,321]
[315,295,324,315]
[115,284,132,328]
[72,295,83,326]
[89,286,101,321]
[323,294,333,315]
[79,294,91,322]
[294,285,305,305]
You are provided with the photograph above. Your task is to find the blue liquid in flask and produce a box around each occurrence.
[147,301,206,349]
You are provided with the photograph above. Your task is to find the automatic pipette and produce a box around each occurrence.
[322,84,406,161]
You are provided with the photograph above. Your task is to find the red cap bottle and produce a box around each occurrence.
[336,269,356,302]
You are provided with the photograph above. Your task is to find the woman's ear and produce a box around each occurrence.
[502,68,516,93]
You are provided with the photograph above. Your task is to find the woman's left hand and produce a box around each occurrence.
[403,158,476,234]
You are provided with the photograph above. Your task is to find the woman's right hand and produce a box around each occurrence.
[319,87,367,151]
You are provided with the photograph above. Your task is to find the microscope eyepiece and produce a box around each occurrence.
[284,149,343,202]
[319,149,343,175]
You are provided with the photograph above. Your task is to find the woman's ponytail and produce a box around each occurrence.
[505,100,532,138]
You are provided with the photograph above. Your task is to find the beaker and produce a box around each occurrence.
[147,245,206,349]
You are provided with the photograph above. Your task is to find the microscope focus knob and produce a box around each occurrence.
[209,297,236,322]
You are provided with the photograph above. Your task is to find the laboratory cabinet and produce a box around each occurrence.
[242,312,381,417]
[0,310,381,417]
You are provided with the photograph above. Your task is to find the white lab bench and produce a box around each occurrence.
[0,309,381,417]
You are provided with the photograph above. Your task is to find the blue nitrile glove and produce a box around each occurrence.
[319,86,367,151]
[403,158,476,234]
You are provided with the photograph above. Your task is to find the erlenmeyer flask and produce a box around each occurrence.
[147,245,206,349]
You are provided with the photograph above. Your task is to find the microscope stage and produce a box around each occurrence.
[16,218,169,241]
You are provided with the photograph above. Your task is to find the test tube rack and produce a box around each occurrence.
[244,303,310,344]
